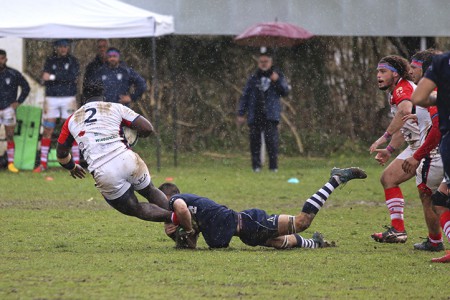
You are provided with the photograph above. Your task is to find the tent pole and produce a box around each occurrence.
[152,34,161,172]
[170,36,178,167]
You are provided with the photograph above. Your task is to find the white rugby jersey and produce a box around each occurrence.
[58,101,140,172]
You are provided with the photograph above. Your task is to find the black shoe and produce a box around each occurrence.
[413,238,445,252]
[371,225,407,243]
[330,167,367,184]
[312,232,336,248]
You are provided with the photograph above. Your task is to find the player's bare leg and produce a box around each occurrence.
[107,186,172,222]
[430,182,450,262]
[371,159,414,243]
[265,232,334,249]
[276,167,366,246]
[34,118,57,172]
[5,125,18,173]
[413,188,444,251]
[137,182,170,210]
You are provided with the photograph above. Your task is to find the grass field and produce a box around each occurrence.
[1,147,449,299]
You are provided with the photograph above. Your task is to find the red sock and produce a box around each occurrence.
[440,210,450,243]
[428,232,443,246]
[171,212,179,225]
[385,187,405,231]
[6,141,15,163]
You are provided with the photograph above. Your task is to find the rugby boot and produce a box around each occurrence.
[330,167,367,184]
[7,163,19,173]
[371,225,407,243]
[312,232,336,248]
[33,164,47,173]
[413,238,444,252]
[431,251,450,263]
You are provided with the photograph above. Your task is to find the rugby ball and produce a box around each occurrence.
[123,127,138,147]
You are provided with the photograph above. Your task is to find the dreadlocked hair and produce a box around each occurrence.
[411,48,439,74]
[379,55,412,81]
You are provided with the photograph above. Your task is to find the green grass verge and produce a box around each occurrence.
[0,150,448,299]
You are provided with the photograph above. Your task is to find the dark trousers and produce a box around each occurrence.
[440,131,450,189]
[249,120,279,170]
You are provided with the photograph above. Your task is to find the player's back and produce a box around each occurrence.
[67,101,139,171]
[173,193,238,248]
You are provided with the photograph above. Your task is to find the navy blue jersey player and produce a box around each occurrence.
[159,167,367,249]
[412,51,450,263]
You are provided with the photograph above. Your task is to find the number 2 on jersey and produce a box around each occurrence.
[85,108,97,123]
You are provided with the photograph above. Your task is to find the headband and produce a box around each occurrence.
[411,59,423,68]
[377,63,398,73]
[107,50,120,56]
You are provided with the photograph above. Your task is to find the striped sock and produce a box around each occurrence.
[441,210,450,243]
[40,138,51,168]
[302,177,339,214]
[385,187,405,231]
[6,141,14,163]
[294,234,317,248]
[71,142,80,164]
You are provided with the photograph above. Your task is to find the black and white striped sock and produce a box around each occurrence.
[294,234,317,248]
[301,177,339,215]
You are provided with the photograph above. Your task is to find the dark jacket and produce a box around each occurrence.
[43,54,80,97]
[95,64,146,104]
[238,68,289,124]
[83,55,104,87]
[0,66,30,110]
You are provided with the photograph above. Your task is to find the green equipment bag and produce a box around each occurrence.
[14,105,42,170]
[47,149,59,167]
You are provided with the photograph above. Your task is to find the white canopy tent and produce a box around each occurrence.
[0,0,173,38]
[0,0,174,170]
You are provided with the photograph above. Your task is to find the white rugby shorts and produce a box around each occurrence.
[0,107,16,126]
[92,150,151,200]
[44,96,77,119]
[416,155,444,192]
[396,145,416,160]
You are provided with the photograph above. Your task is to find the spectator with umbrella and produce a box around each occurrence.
[237,47,289,172]
[235,21,313,172]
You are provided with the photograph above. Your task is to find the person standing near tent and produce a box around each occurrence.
[34,39,80,173]
[237,47,290,173]
[95,47,146,106]
[83,39,109,87]
[0,49,30,173]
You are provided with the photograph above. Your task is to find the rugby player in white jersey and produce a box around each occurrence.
[370,55,419,243]
[55,80,192,229]
[401,49,444,252]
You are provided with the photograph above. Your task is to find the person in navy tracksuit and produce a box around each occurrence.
[0,49,30,173]
[94,47,147,106]
[83,39,109,88]
[34,39,80,173]
[237,47,290,172]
